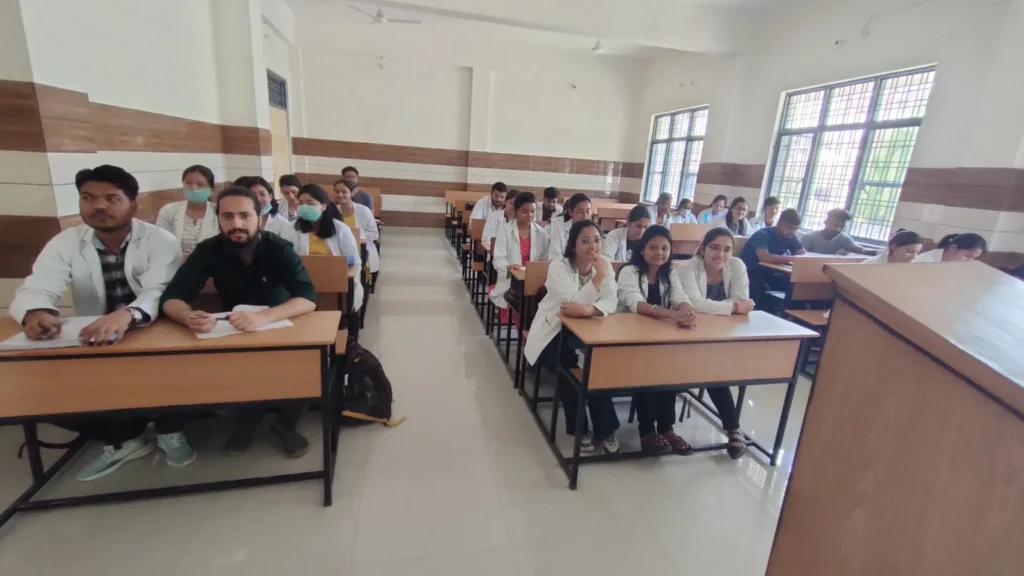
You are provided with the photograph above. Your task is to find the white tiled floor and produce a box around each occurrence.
[0,228,812,575]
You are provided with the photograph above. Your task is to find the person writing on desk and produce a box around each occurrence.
[160,186,318,459]
[800,208,877,255]
[10,165,190,481]
[740,208,805,311]
[863,229,924,264]
[524,220,620,454]
[913,233,987,262]
[616,225,698,455]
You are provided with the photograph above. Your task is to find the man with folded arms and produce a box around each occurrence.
[160,185,318,458]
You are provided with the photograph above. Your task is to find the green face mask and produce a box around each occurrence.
[184,188,212,203]
[297,204,321,222]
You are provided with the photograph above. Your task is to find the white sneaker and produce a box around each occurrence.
[75,436,154,482]
[157,431,196,468]
[602,435,620,455]
[577,432,596,453]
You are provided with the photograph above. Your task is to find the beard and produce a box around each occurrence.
[85,212,131,233]
[223,228,260,251]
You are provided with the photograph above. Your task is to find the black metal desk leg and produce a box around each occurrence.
[320,347,334,506]
[547,328,566,442]
[23,424,45,482]
[771,340,809,466]
[568,346,592,491]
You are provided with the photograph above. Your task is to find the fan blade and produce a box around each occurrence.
[386,18,422,24]
[347,4,377,18]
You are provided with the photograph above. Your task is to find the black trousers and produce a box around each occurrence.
[635,386,740,436]
[748,268,791,312]
[53,416,187,449]
[538,335,620,441]
[231,405,306,435]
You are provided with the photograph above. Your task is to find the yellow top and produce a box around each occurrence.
[308,233,331,255]
[342,213,356,232]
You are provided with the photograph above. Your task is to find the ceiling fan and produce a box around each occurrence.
[348,5,422,25]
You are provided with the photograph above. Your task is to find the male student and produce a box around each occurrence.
[740,208,806,309]
[341,166,374,213]
[469,182,507,222]
[160,186,318,459]
[10,165,189,481]
[800,208,878,255]
[482,189,519,248]
[539,186,563,224]
[749,196,781,232]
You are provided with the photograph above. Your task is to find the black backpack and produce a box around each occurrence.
[338,335,393,426]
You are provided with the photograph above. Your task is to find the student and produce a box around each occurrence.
[539,186,563,224]
[696,194,728,224]
[863,230,924,264]
[160,186,318,458]
[278,174,302,222]
[332,179,381,278]
[740,208,805,308]
[524,220,619,453]
[234,176,288,235]
[469,182,508,221]
[276,183,363,312]
[11,165,190,481]
[546,193,593,260]
[671,197,698,224]
[675,227,754,458]
[155,164,219,257]
[341,166,374,213]
[646,192,675,226]
[603,205,651,262]
[482,189,519,248]
[748,196,780,231]
[800,208,877,255]
[711,197,752,236]
[491,192,548,309]
[913,233,987,262]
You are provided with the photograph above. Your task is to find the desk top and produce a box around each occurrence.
[561,311,817,346]
[509,268,527,281]
[0,311,342,359]
[762,262,793,274]
[826,261,1024,415]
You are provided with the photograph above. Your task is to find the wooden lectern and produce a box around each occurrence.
[765,261,1024,576]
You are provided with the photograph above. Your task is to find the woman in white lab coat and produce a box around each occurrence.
[676,227,755,459]
[235,176,289,236]
[546,192,593,260]
[276,184,363,312]
[913,233,987,263]
[155,165,219,257]
[616,225,697,455]
[710,197,752,236]
[645,193,675,226]
[332,180,381,275]
[670,197,698,224]
[862,230,924,264]
[491,192,548,309]
[603,205,651,262]
[696,194,728,224]
[524,219,620,453]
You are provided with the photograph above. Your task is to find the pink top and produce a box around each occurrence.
[519,234,532,264]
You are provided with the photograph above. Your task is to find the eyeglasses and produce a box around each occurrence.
[578,236,602,246]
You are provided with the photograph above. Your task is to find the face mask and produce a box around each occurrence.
[259,203,272,216]
[184,188,211,203]
[297,204,321,222]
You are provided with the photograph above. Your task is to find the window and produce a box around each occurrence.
[268,70,287,110]
[766,67,935,242]
[642,107,708,205]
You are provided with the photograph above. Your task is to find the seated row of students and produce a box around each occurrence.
[9,164,370,482]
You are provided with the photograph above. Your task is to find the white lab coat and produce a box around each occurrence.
[913,249,944,263]
[344,203,381,273]
[546,219,571,261]
[696,208,724,224]
[469,199,500,222]
[602,227,634,262]
[523,256,618,365]
[491,221,548,308]
[669,210,698,224]
[675,256,750,315]
[645,205,674,226]
[482,210,512,249]
[616,264,690,313]
[862,251,890,264]
[263,212,289,236]
[154,201,219,247]
[276,219,364,311]
[748,214,775,232]
[10,219,182,324]
[710,213,752,236]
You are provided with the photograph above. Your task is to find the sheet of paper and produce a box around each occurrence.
[0,316,104,351]
[196,305,293,340]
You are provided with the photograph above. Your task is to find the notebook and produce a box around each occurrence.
[0,316,106,351]
[196,305,294,340]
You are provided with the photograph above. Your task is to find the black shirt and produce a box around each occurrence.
[706,281,727,302]
[160,232,317,310]
[646,280,662,307]
[626,238,642,261]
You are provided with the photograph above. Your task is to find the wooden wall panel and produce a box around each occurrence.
[696,162,766,189]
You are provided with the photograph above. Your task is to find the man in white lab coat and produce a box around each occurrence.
[10,165,191,481]
[468,182,507,222]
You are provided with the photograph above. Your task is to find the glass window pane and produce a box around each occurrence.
[685,140,704,176]
[848,127,918,241]
[875,70,935,122]
[690,109,708,137]
[646,173,663,202]
[803,129,864,231]
[825,81,874,125]
[653,115,671,139]
[671,113,691,138]
[783,90,825,129]
[681,175,697,200]
[662,142,686,200]
[768,134,814,210]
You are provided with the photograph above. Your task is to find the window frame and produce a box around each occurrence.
[641,105,709,205]
[267,70,288,110]
[765,65,936,243]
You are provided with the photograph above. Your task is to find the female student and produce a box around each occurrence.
[913,233,987,262]
[711,197,751,236]
[696,194,728,224]
[863,230,924,263]
[276,184,363,312]
[671,197,698,224]
[546,193,593,260]
[491,192,548,309]
[156,165,220,256]
[676,227,755,459]
[646,193,674,226]
[278,174,302,222]
[616,226,698,454]
[603,205,651,261]
[234,176,288,235]
[332,180,381,278]
[523,220,620,453]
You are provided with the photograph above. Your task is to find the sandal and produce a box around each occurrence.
[726,429,747,460]
[660,430,693,456]
[640,432,672,455]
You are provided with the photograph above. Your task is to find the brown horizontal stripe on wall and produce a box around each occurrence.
[296,173,465,199]
[467,151,637,178]
[696,163,766,189]
[380,210,445,228]
[621,162,645,179]
[0,215,63,278]
[0,81,47,152]
[293,138,469,168]
[35,83,95,152]
[617,192,641,204]
[902,167,1024,212]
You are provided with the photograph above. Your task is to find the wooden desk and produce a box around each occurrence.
[532,311,816,489]
[0,311,343,529]
[767,261,1024,576]
[762,262,793,274]
[593,204,636,231]
[669,223,712,257]
[505,261,551,391]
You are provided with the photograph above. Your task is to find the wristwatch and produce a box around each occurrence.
[127,307,145,328]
